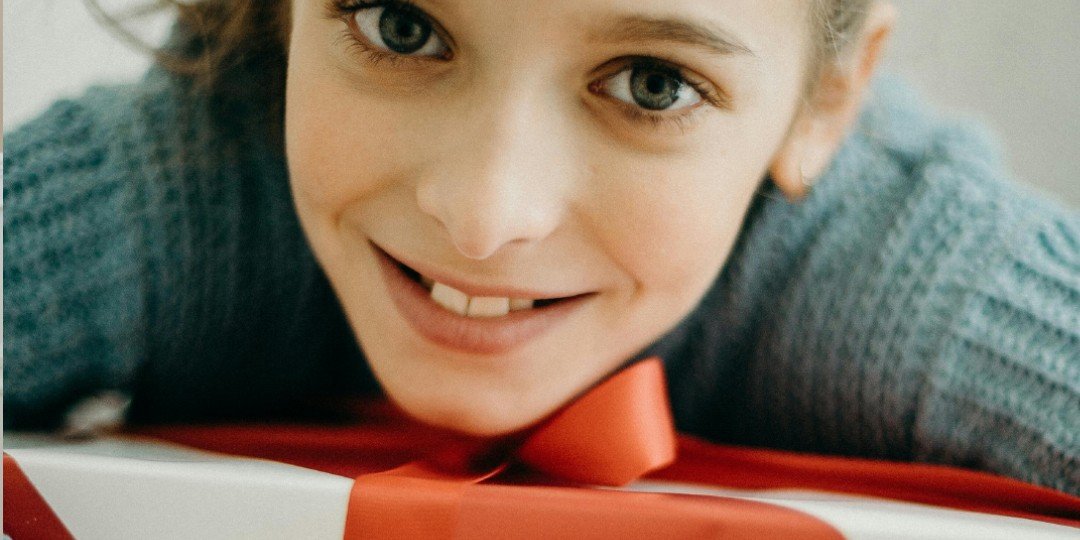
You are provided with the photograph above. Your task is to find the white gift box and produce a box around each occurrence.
[5,432,1077,540]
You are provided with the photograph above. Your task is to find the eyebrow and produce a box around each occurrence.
[588,14,755,58]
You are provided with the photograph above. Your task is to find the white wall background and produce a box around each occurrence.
[4,0,1079,207]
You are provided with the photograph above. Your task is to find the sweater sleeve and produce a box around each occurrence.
[661,78,1080,496]
[4,68,374,429]
[4,88,148,427]
[911,187,1080,495]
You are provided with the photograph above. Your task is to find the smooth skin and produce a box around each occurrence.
[285,0,895,435]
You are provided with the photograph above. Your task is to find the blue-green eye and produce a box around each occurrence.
[345,1,451,60]
[601,61,703,112]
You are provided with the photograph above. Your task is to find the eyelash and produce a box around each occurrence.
[326,0,725,133]
[330,0,442,68]
[589,60,723,133]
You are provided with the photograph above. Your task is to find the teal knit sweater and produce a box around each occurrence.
[5,60,1079,495]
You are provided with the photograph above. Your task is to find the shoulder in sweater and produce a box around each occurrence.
[660,75,1079,495]
[5,79,153,427]
[4,66,370,429]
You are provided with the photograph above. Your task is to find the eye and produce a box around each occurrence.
[595,60,706,112]
[341,0,450,60]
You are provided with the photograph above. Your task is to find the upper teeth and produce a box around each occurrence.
[428,281,535,317]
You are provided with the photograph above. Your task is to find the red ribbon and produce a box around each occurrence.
[0,357,848,539]
[4,453,76,540]
[344,358,676,538]
[516,356,677,486]
[342,358,844,539]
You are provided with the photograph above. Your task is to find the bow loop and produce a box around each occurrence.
[516,357,676,486]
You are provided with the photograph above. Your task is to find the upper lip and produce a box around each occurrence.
[373,242,590,300]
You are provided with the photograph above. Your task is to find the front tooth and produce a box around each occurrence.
[509,298,534,311]
[467,296,510,317]
[430,283,469,315]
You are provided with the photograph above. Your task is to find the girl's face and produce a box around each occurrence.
[286,0,817,435]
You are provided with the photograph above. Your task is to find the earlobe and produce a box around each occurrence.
[769,110,837,201]
[769,117,813,201]
[769,1,897,201]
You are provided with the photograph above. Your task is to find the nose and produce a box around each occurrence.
[416,91,570,260]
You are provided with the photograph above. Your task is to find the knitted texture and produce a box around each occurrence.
[4,66,374,427]
[648,79,1080,495]
[4,62,1078,495]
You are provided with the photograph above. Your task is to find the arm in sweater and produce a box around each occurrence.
[658,78,1079,495]
[4,87,148,427]
[3,68,372,429]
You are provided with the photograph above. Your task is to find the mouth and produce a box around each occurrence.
[371,242,595,354]
[393,258,577,316]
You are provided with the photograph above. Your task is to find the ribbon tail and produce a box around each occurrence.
[4,453,76,540]
[345,446,509,540]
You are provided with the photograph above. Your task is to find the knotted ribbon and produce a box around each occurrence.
[0,357,862,539]
[343,357,679,539]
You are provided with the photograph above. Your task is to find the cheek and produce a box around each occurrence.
[590,155,763,304]
[592,100,800,305]
[284,45,414,225]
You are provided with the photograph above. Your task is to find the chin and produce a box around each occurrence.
[384,384,550,437]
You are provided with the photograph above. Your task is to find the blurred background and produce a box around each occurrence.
[4,0,1079,207]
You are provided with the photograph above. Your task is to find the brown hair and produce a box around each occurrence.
[88,0,871,121]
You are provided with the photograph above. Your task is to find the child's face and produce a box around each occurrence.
[286,0,814,434]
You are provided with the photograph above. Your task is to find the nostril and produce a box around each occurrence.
[452,238,502,261]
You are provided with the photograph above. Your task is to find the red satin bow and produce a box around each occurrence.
[344,357,679,538]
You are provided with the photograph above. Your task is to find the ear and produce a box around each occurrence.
[770,1,897,200]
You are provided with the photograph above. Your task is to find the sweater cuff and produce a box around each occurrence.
[913,192,1080,496]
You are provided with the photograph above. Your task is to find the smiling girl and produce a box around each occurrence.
[5,0,1078,496]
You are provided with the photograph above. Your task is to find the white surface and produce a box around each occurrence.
[3,0,170,127]
[4,0,1079,207]
[6,433,353,540]
[883,0,1080,208]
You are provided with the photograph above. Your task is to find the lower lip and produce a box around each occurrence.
[373,244,592,355]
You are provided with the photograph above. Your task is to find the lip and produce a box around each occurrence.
[371,242,595,355]
[378,245,582,300]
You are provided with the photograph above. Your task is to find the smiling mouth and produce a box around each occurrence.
[391,258,576,317]
[373,243,596,354]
